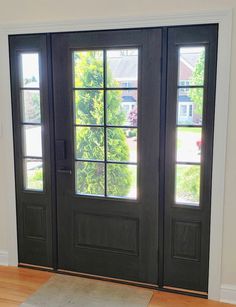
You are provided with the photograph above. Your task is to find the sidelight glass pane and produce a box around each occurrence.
[75,161,104,196]
[107,163,137,199]
[177,88,203,126]
[73,50,104,88]
[74,90,104,125]
[23,125,42,157]
[106,90,138,126]
[21,53,40,88]
[21,90,41,123]
[107,128,137,162]
[24,159,43,191]
[175,164,200,205]
[75,127,104,160]
[178,47,205,86]
[177,127,202,163]
[106,49,138,88]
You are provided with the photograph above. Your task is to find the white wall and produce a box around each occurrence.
[0,30,17,265]
[0,0,235,303]
[0,0,233,24]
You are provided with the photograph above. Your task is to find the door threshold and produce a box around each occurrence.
[57,269,208,299]
[18,263,208,299]
[159,286,208,299]
[18,262,55,272]
[57,269,158,290]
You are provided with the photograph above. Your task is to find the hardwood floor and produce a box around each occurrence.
[149,292,235,307]
[0,266,52,306]
[0,266,234,306]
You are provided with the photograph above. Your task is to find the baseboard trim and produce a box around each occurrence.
[0,250,8,265]
[220,284,236,304]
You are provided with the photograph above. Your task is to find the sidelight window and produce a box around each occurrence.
[175,46,205,205]
[20,53,44,191]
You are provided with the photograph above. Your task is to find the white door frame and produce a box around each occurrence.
[0,8,232,301]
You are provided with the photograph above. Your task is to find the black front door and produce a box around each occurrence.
[9,24,218,292]
[51,29,162,283]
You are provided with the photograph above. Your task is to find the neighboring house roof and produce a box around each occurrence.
[108,56,137,81]
[108,49,200,83]
[122,95,136,102]
[179,50,202,81]
[180,52,200,70]
[178,95,193,103]
[108,53,200,84]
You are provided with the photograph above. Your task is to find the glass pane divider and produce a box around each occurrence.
[103,50,107,197]
[22,122,42,126]
[106,125,138,129]
[74,124,138,129]
[176,161,201,166]
[75,159,104,163]
[107,161,137,165]
[20,87,40,91]
[23,156,43,160]
[73,87,138,91]
[177,85,204,89]
[174,202,200,208]
[177,124,203,128]
[74,124,104,128]
[106,87,138,90]
[73,87,104,91]
[74,159,137,166]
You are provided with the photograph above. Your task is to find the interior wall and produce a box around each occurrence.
[0,32,9,254]
[221,15,236,286]
[0,0,233,24]
[0,0,235,295]
[0,30,17,259]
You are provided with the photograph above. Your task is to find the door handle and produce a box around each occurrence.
[57,169,72,175]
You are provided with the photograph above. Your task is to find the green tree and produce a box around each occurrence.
[74,51,132,196]
[24,91,41,123]
[176,165,200,203]
[189,52,205,115]
[28,168,43,190]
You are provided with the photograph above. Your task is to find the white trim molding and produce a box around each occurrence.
[0,9,232,34]
[221,284,236,305]
[0,8,232,301]
[0,251,8,266]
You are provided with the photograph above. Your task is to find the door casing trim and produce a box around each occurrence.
[0,8,232,301]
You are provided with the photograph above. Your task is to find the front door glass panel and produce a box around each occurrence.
[73,49,138,199]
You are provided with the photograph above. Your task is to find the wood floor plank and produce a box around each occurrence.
[0,266,52,306]
[0,266,235,306]
[149,291,235,307]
